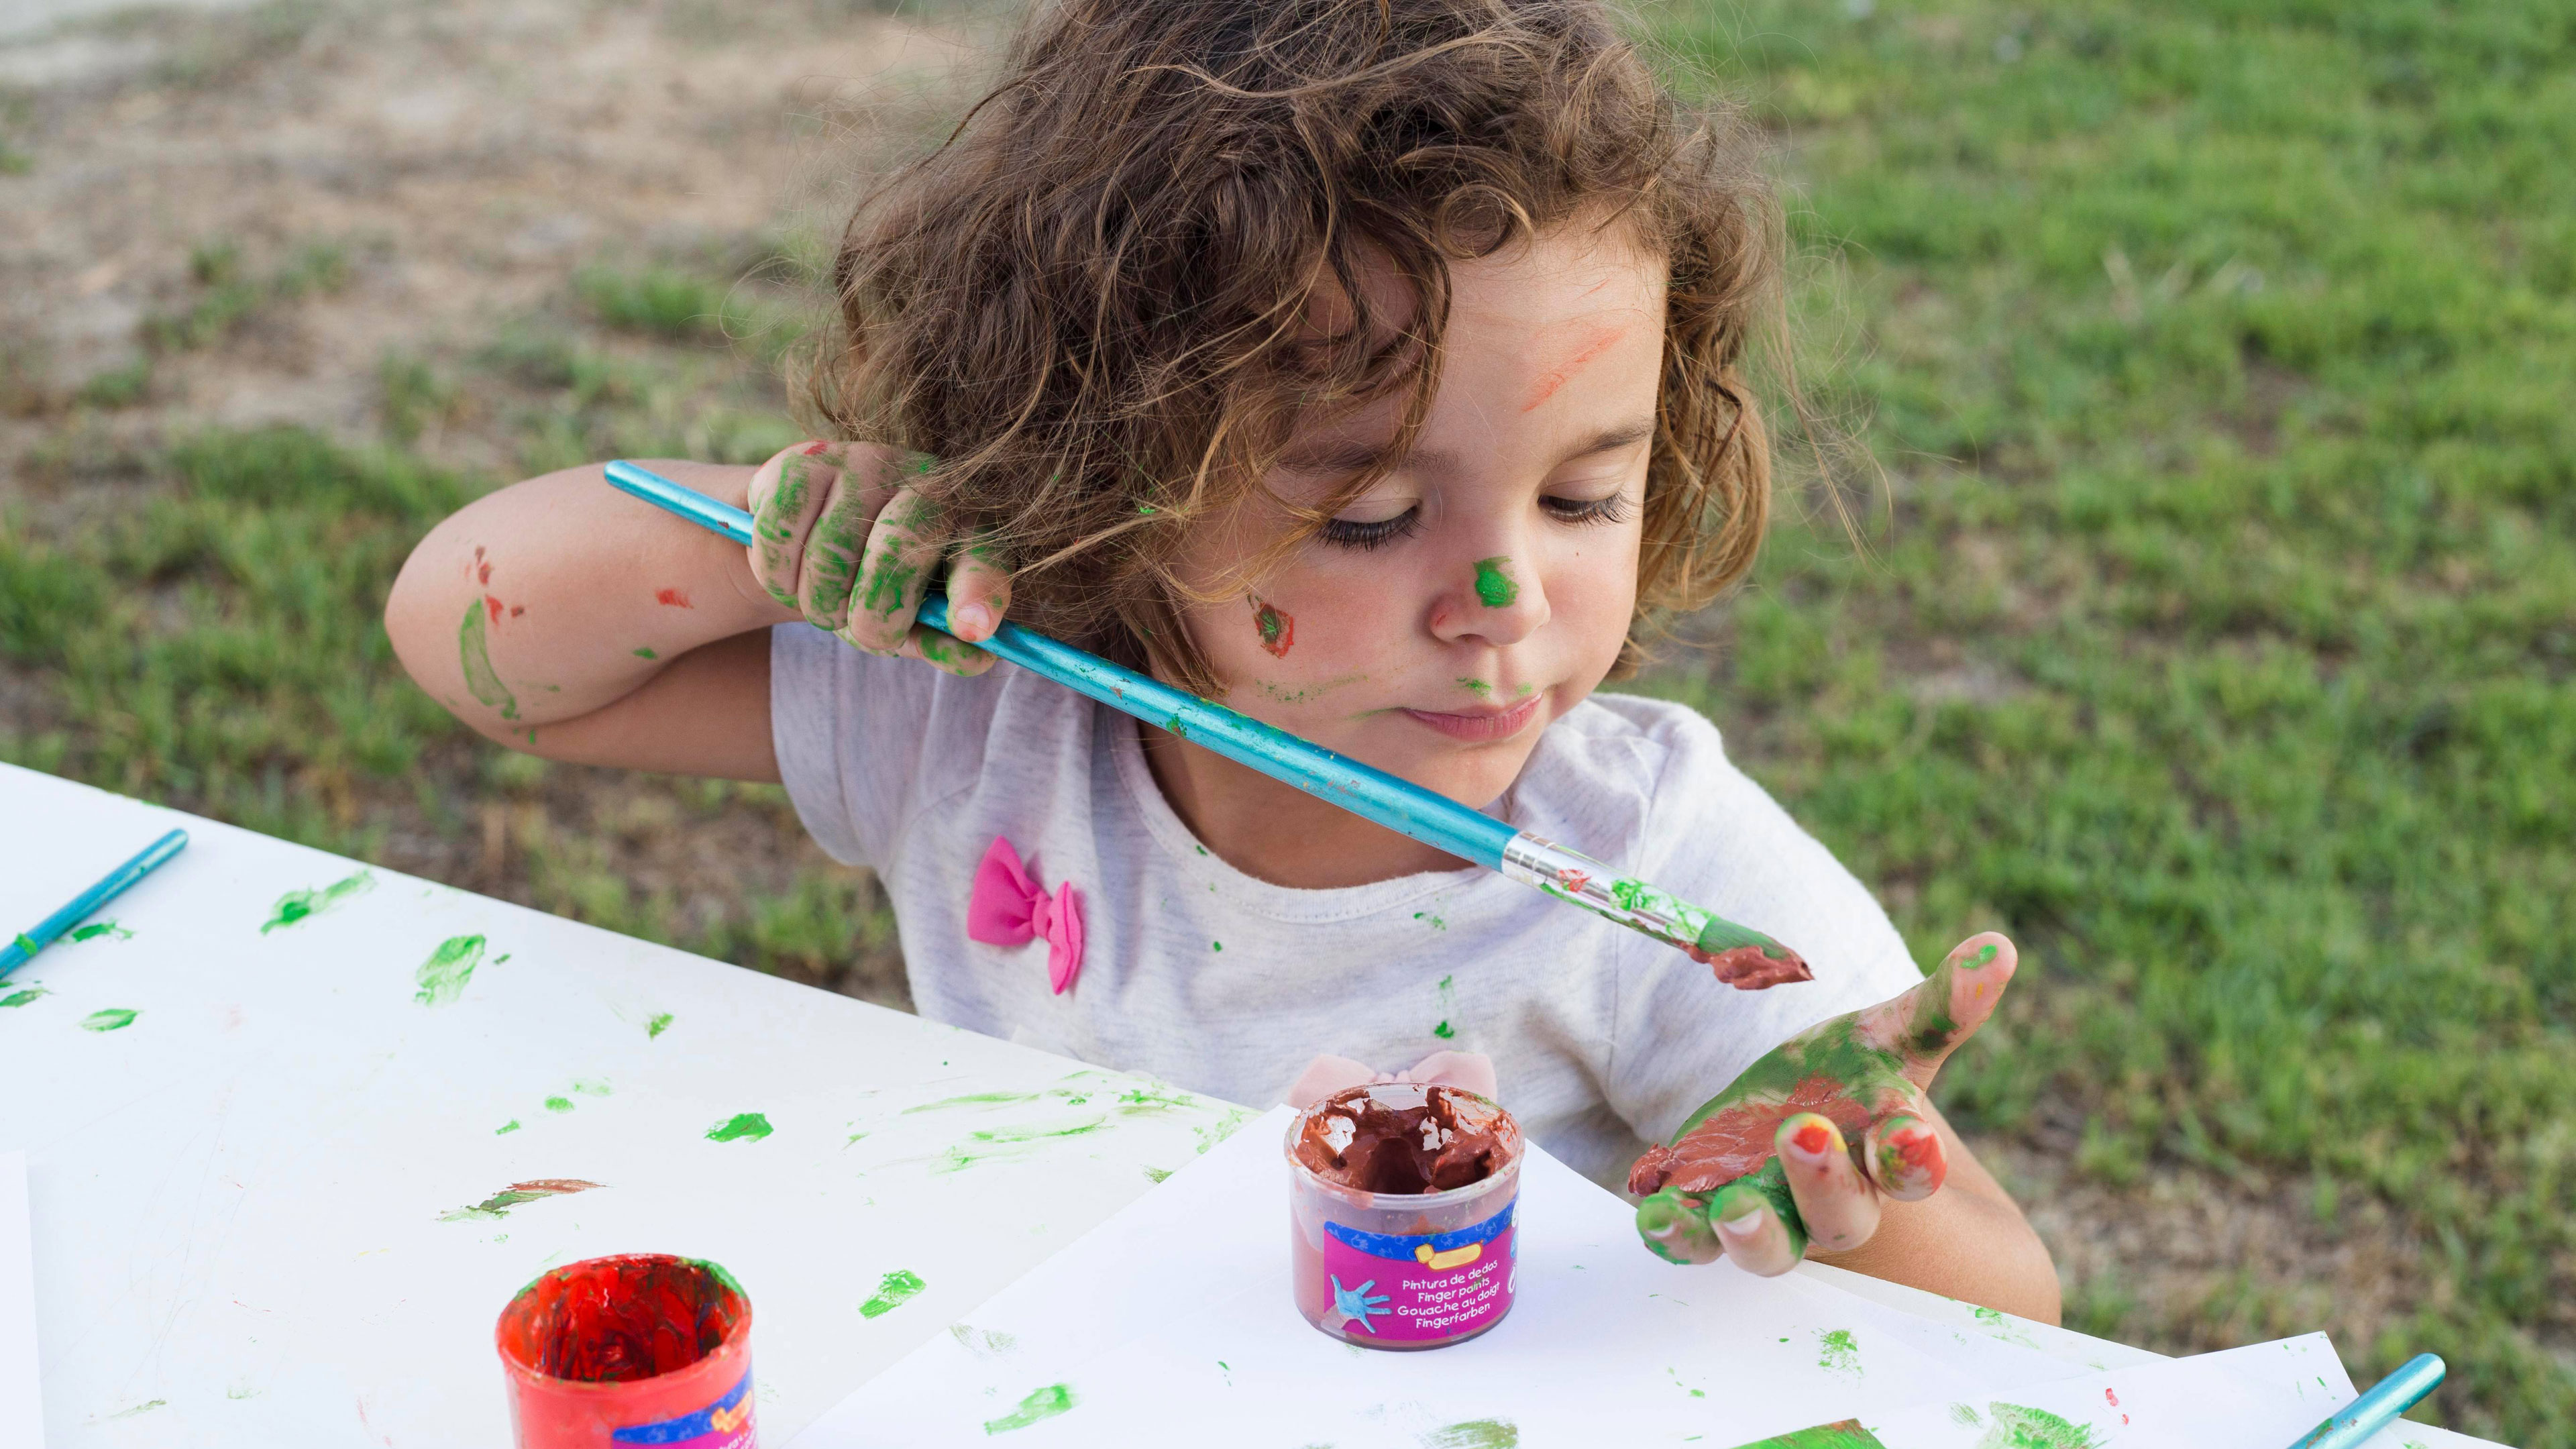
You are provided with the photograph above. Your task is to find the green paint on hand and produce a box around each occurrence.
[262,870,374,933]
[1729,1422,1890,1449]
[983,1383,1077,1434]
[1424,1419,1521,1449]
[1472,557,1518,608]
[633,645,658,659]
[81,1008,139,1032]
[496,1119,521,1134]
[1817,1328,1861,1377]
[1,986,47,1008]
[68,920,132,942]
[1973,1403,2106,1449]
[458,598,519,720]
[544,1096,574,1113]
[707,1112,773,1142]
[859,1268,927,1318]
[647,1011,674,1038]
[413,933,487,1006]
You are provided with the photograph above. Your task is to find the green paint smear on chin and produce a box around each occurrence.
[983,1383,1077,1434]
[413,934,487,1006]
[1727,1421,1888,1449]
[263,870,375,934]
[1974,1403,2106,1449]
[1472,556,1518,608]
[858,1268,926,1318]
[1424,1420,1521,1449]
[458,599,519,720]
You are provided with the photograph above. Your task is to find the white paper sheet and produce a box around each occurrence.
[792,1107,2098,1448]
[0,1151,43,1449]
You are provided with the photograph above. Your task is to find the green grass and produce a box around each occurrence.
[1627,1,2575,1440]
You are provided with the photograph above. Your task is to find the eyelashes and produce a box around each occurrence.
[1317,493,1632,551]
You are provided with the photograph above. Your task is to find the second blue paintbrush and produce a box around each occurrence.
[605,460,1808,985]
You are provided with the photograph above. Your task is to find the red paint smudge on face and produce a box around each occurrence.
[655,588,693,608]
[1517,323,1626,413]
[1790,1120,1833,1157]
[1249,598,1293,657]
[486,596,504,623]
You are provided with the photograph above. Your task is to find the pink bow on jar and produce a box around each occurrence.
[965,836,1086,994]
[1284,1050,1499,1108]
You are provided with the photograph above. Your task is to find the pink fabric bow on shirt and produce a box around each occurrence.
[1285,1050,1499,1108]
[965,835,1086,995]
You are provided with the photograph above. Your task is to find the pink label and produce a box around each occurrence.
[609,1370,755,1448]
[1316,1200,1515,1342]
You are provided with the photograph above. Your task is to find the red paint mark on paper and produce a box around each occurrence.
[2106,1390,2120,1407]
[486,596,503,623]
[655,588,693,608]
[1518,323,1626,412]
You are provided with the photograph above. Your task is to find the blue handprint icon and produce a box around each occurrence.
[1330,1276,1391,1334]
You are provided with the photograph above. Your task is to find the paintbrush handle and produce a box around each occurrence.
[0,827,189,981]
[605,460,1805,977]
[2281,1353,2445,1449]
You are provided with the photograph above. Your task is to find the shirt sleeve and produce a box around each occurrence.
[1600,705,1927,1148]
[768,622,947,869]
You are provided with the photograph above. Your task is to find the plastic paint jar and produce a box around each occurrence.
[1286,1083,1525,1350]
[495,1253,756,1449]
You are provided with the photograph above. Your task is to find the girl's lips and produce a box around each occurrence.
[1399,693,1544,743]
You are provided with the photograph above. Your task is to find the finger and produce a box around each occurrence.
[942,538,1013,645]
[796,465,888,635]
[747,441,840,609]
[908,624,996,678]
[1860,931,2019,1089]
[840,484,947,654]
[1864,1111,1947,1201]
[1776,1113,1880,1256]
[1635,1188,1722,1265]
[1709,1180,1804,1275]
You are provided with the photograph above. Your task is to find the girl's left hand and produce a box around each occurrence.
[1627,932,2017,1273]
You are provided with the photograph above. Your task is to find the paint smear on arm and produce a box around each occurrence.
[459,602,519,720]
[655,587,692,607]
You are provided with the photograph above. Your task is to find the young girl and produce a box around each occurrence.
[387,0,2057,1318]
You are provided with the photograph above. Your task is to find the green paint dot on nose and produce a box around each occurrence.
[1472,557,1518,608]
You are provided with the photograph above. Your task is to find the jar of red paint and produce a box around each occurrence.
[1286,1083,1525,1350]
[495,1253,756,1449]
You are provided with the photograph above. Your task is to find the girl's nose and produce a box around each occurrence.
[1430,551,1550,647]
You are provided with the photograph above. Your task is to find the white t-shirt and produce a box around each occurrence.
[770,624,1925,1189]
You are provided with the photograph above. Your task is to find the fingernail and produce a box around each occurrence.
[951,602,993,641]
[1717,1207,1765,1238]
[1782,1114,1841,1162]
[1878,1116,1939,1183]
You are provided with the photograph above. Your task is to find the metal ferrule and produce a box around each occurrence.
[1499,833,1705,952]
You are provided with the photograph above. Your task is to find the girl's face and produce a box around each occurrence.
[1173,222,1664,809]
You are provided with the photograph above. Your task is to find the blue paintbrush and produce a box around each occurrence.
[1,828,189,983]
[606,460,1808,983]
[2279,1353,2445,1449]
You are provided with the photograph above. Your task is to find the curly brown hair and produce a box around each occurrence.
[810,0,1789,696]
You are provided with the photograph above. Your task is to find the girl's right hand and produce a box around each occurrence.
[743,440,1011,677]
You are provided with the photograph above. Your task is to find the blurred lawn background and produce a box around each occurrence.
[0,0,2568,1441]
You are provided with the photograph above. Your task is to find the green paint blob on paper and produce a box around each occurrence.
[413,933,487,1006]
[859,1269,927,1318]
[707,1112,773,1142]
[1423,1419,1521,1449]
[904,1091,1039,1114]
[109,1399,166,1419]
[983,1383,1076,1434]
[1732,1423,1890,1449]
[1949,1405,1985,1428]
[1973,1403,2105,1449]
[496,1120,522,1135]
[1,986,47,1008]
[647,1012,674,1038]
[262,871,374,933]
[571,1078,610,1097]
[459,598,519,720]
[1817,1328,1861,1377]
[68,920,132,942]
[969,1118,1108,1144]
[1472,557,1518,608]
[544,1096,574,1114]
[1141,1166,1173,1183]
[81,1008,139,1032]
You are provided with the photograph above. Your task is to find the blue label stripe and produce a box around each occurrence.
[1324,1199,1515,1262]
[608,1369,751,1444]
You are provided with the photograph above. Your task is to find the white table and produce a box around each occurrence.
[0,763,1250,1446]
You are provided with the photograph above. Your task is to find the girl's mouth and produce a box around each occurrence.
[1400,693,1544,743]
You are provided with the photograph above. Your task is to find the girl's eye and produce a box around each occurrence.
[1320,506,1422,551]
[1542,492,1631,527]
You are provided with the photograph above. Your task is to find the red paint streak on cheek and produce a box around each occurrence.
[655,587,693,608]
[485,596,503,623]
[1517,323,1627,413]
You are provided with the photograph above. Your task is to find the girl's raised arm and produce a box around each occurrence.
[384,457,794,781]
